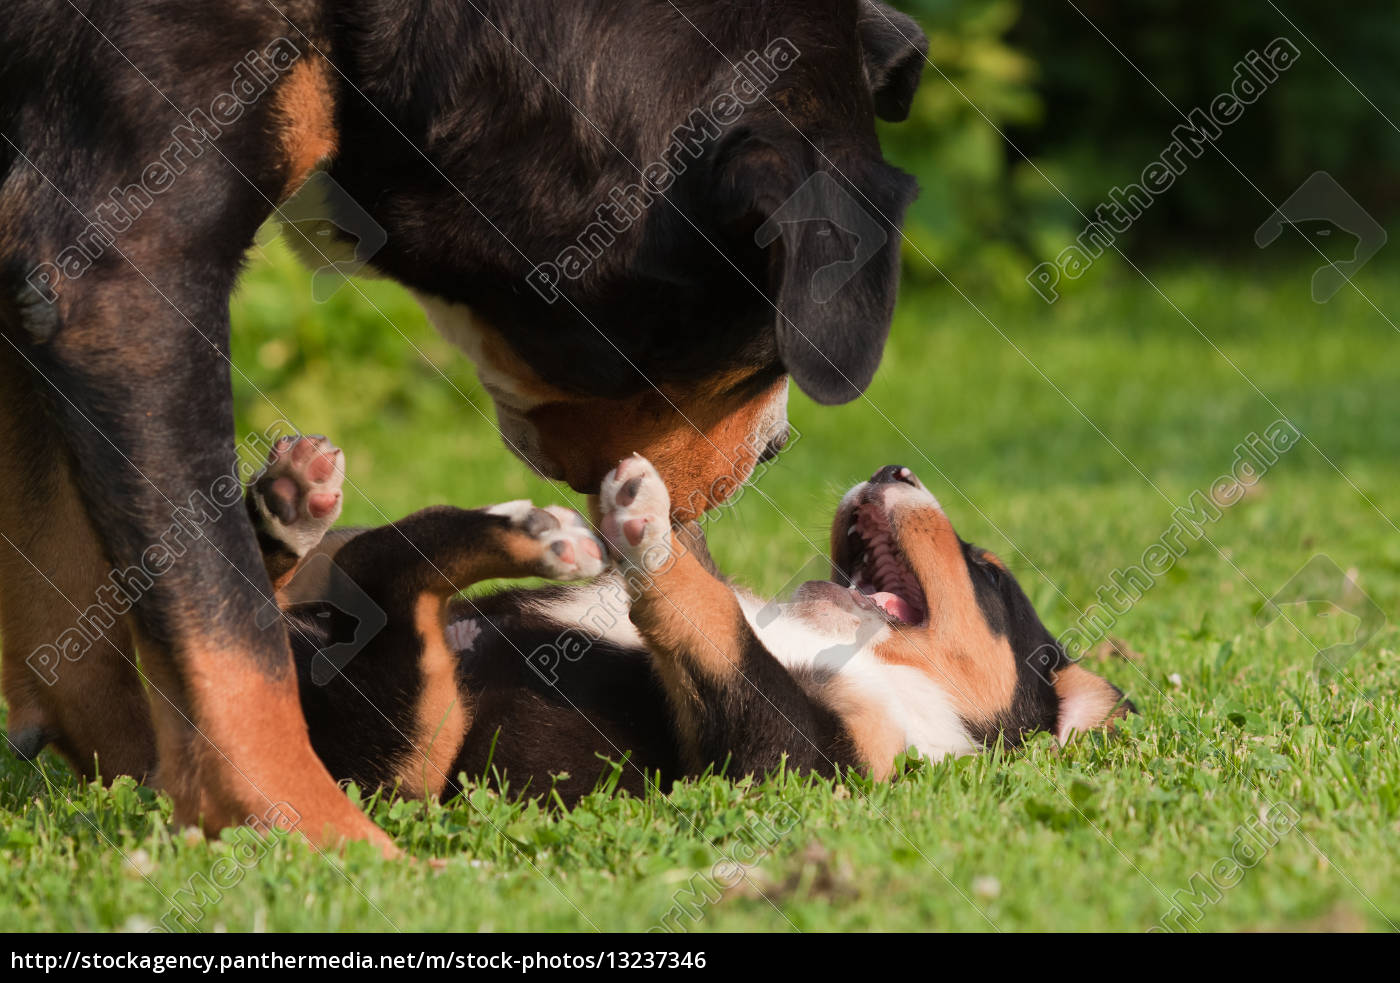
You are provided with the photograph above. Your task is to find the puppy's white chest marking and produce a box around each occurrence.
[736,593,975,762]
[524,575,645,651]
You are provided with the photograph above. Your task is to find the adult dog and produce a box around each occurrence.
[0,0,925,851]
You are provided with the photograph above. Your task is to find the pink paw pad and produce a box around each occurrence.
[256,434,345,536]
[622,517,650,547]
[598,454,673,570]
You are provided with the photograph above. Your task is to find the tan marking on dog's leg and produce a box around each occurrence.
[164,632,396,855]
[0,356,154,779]
[600,456,748,757]
[627,549,749,688]
[135,630,204,823]
[273,527,363,605]
[396,594,469,799]
[636,621,706,769]
[602,455,747,684]
[264,553,302,593]
[625,551,752,773]
[273,58,338,200]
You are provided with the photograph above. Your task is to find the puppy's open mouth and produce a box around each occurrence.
[831,500,927,625]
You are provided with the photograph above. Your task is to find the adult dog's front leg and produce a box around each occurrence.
[0,354,155,779]
[1,283,394,854]
[599,456,848,778]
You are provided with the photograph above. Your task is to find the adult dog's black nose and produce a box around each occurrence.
[870,464,918,486]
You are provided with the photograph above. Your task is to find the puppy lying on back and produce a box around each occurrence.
[251,437,1132,805]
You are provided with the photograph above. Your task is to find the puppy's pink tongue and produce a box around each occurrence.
[870,591,919,623]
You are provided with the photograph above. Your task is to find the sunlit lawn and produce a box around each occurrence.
[2,237,1397,931]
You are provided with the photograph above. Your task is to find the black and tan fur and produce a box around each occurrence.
[0,1,928,848]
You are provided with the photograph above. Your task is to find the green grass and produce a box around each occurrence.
[2,237,1398,932]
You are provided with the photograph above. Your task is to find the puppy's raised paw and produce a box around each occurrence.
[251,434,345,558]
[485,501,607,581]
[598,455,674,573]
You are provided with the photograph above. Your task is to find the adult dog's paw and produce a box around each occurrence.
[485,501,607,581]
[598,455,674,573]
[251,435,345,557]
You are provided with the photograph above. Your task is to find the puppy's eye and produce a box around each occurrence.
[981,564,1001,588]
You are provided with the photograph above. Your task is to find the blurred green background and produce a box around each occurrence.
[882,0,1399,291]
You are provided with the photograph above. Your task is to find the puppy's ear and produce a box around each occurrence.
[858,1,928,122]
[1054,664,1135,743]
[727,142,915,404]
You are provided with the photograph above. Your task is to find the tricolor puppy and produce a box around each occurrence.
[254,438,1132,805]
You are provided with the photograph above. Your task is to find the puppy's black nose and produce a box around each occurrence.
[756,426,790,464]
[870,464,918,486]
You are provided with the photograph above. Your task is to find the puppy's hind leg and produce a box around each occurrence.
[301,500,607,800]
[330,500,610,606]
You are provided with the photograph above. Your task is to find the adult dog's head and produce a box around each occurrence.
[318,0,927,518]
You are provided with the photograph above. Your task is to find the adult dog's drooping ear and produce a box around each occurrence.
[736,142,918,406]
[713,3,926,407]
[859,0,930,122]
